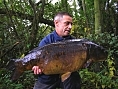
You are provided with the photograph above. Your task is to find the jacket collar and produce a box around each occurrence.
[53,30,72,41]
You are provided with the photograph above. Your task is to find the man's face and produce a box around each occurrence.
[55,15,73,37]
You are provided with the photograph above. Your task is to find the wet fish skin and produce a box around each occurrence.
[8,39,108,81]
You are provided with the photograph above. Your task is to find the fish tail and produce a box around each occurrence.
[6,59,16,71]
[6,59,23,81]
[11,69,24,81]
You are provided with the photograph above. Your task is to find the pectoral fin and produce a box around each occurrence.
[61,72,71,82]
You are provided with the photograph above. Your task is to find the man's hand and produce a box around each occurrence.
[32,66,42,74]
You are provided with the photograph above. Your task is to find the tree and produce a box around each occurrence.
[0,0,118,88]
[94,0,101,34]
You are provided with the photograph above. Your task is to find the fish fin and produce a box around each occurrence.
[11,69,24,82]
[84,59,93,68]
[6,59,24,82]
[28,47,41,53]
[61,72,71,82]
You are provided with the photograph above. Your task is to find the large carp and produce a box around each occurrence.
[7,39,108,81]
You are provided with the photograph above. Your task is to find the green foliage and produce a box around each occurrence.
[0,0,118,88]
[80,69,118,89]
[0,69,34,89]
[0,69,23,89]
[87,32,118,55]
[80,32,118,89]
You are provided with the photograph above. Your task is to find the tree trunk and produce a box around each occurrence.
[94,0,101,34]
[82,0,89,33]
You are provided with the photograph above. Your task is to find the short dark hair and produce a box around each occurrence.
[54,12,72,21]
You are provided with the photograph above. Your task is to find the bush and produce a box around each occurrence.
[0,69,34,89]
[80,69,118,89]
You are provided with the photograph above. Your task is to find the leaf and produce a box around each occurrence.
[20,54,25,58]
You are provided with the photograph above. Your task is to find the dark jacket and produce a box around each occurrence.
[38,30,74,84]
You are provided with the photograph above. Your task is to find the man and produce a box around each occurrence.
[32,12,81,89]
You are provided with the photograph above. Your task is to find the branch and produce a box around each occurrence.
[0,8,54,27]
[3,0,20,39]
[0,42,19,59]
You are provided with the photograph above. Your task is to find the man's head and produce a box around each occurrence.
[54,12,73,37]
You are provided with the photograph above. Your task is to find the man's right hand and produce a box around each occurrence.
[32,66,42,74]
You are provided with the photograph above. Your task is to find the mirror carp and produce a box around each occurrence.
[7,39,108,81]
